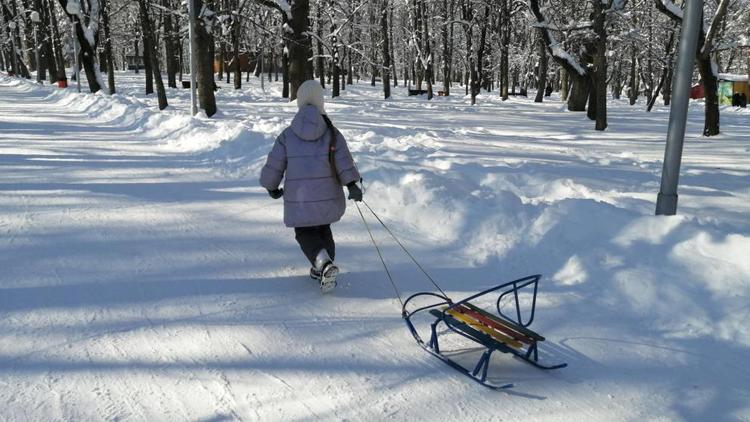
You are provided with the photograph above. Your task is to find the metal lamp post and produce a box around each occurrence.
[8,21,18,76]
[30,11,41,83]
[65,0,81,92]
[655,0,704,216]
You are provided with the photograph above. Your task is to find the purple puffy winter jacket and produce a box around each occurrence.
[259,105,361,228]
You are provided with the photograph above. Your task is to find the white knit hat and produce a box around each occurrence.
[296,80,326,115]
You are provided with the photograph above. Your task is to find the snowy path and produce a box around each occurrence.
[1,75,749,421]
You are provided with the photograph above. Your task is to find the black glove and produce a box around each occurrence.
[268,188,283,199]
[346,182,362,202]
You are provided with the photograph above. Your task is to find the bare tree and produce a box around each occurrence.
[380,0,391,99]
[57,0,105,93]
[193,0,217,116]
[137,0,167,109]
[656,0,731,136]
[534,32,547,103]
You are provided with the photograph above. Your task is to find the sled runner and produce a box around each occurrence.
[355,199,566,390]
[401,274,566,390]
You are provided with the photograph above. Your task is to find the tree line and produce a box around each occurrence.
[1,0,748,135]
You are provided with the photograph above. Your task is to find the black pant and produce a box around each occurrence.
[294,225,335,266]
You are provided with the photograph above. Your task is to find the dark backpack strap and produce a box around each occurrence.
[323,115,341,185]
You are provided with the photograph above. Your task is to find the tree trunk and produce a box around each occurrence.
[101,0,116,93]
[461,0,473,101]
[255,49,262,77]
[500,0,510,100]
[142,30,154,94]
[655,0,729,135]
[403,42,409,87]
[47,0,66,83]
[133,39,140,73]
[592,1,607,131]
[288,0,313,100]
[259,49,264,89]
[282,43,290,98]
[568,74,590,111]
[380,0,391,99]
[331,33,340,97]
[163,0,177,88]
[560,68,568,101]
[218,42,225,81]
[697,7,722,137]
[316,2,325,88]
[0,3,13,73]
[534,35,547,103]
[4,0,29,78]
[646,70,666,112]
[58,0,103,92]
[74,18,99,91]
[612,60,622,100]
[587,81,597,120]
[179,38,183,81]
[413,0,423,91]
[390,4,396,87]
[697,55,719,136]
[422,0,434,100]
[663,56,673,106]
[347,47,353,85]
[31,0,47,80]
[17,1,34,74]
[647,31,675,111]
[342,50,347,89]
[268,49,273,81]
[138,0,167,109]
[274,47,279,81]
[471,7,489,104]
[232,20,241,89]
[629,45,638,105]
[370,0,378,87]
[38,0,57,81]
[440,0,450,95]
[192,0,216,116]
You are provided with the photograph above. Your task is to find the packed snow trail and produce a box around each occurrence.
[1,75,749,421]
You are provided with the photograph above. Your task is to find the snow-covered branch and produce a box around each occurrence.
[701,0,731,57]
[528,0,587,77]
[654,0,684,22]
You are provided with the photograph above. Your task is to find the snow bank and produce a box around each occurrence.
[3,72,748,421]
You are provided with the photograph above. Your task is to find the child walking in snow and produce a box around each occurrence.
[260,80,362,292]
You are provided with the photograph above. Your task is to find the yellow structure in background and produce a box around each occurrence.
[734,80,750,98]
[718,73,750,106]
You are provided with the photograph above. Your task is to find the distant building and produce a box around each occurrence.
[213,51,257,73]
[125,53,144,70]
[717,73,749,106]
[690,74,749,107]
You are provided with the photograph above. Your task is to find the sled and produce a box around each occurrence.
[402,274,566,390]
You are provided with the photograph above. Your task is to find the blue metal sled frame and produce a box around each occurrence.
[401,275,567,390]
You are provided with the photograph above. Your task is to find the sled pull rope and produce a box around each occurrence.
[358,200,448,299]
[355,202,404,307]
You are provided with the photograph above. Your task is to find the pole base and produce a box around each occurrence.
[656,193,678,216]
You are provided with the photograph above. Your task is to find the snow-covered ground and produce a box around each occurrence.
[1,71,749,421]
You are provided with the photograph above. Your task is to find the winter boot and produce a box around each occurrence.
[314,249,338,293]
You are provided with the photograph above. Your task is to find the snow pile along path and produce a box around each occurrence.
[1,74,749,421]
